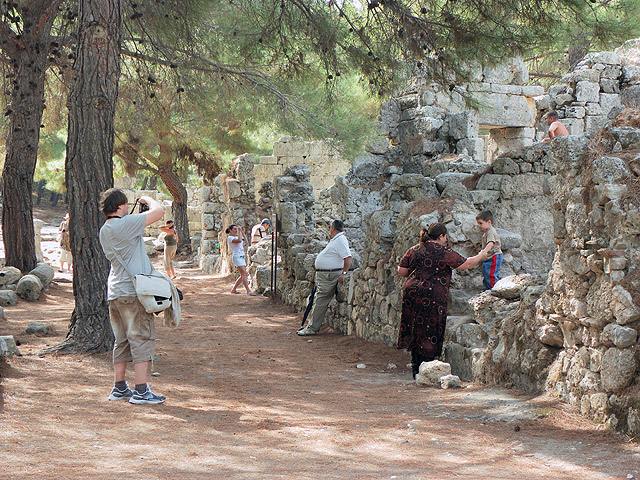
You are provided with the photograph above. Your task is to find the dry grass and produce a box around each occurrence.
[612,108,640,128]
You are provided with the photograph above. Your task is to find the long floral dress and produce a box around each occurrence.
[397,241,465,362]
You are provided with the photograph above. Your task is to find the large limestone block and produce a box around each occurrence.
[585,51,621,65]
[0,289,18,306]
[591,156,630,184]
[476,174,504,191]
[455,323,487,349]
[449,111,479,140]
[601,348,637,392]
[499,173,546,199]
[575,81,600,102]
[351,153,384,180]
[611,285,640,325]
[482,58,528,84]
[601,324,637,349]
[495,228,522,250]
[536,324,564,347]
[474,92,535,127]
[30,263,54,288]
[492,157,519,175]
[490,274,533,300]
[16,274,43,301]
[416,360,452,386]
[434,172,472,192]
[0,266,22,287]
[224,178,242,199]
[622,85,640,108]
[456,138,485,162]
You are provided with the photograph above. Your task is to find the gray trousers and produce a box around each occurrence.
[308,271,342,332]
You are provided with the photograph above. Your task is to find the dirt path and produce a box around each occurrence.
[1,265,639,480]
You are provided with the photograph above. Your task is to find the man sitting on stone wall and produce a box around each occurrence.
[297,219,352,336]
[542,111,569,143]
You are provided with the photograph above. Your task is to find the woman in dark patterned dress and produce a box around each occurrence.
[397,223,491,378]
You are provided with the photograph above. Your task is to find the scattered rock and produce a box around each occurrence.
[440,374,462,389]
[0,266,22,287]
[0,289,18,307]
[356,363,367,369]
[0,335,20,357]
[25,322,52,336]
[16,274,44,301]
[29,262,55,288]
[416,360,451,386]
[386,362,398,370]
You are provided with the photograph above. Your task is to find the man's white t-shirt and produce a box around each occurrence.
[99,213,152,301]
[314,232,351,270]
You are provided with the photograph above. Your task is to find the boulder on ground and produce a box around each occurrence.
[0,266,22,287]
[0,335,20,357]
[25,322,52,336]
[16,274,43,301]
[416,360,452,386]
[440,374,462,389]
[30,262,55,288]
[0,289,18,307]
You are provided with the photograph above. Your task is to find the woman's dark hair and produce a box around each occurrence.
[420,222,448,242]
[100,188,128,216]
[225,224,237,235]
[166,220,174,225]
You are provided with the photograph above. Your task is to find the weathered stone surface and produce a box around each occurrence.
[600,348,637,392]
[600,324,637,348]
[575,81,600,102]
[0,266,22,287]
[476,174,504,191]
[16,274,43,301]
[492,157,519,175]
[474,92,535,127]
[449,111,479,140]
[0,335,20,357]
[25,322,52,336]
[440,374,462,389]
[0,290,18,307]
[455,323,487,348]
[611,285,640,325]
[30,263,55,288]
[536,324,564,347]
[434,172,472,192]
[491,275,533,299]
[416,360,452,386]
[591,156,630,184]
[470,190,500,205]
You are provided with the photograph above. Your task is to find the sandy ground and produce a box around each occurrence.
[1,264,639,480]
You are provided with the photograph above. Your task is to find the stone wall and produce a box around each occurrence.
[254,138,351,199]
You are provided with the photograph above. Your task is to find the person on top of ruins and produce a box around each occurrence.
[297,219,352,336]
[160,220,179,279]
[476,210,503,290]
[58,212,72,273]
[99,189,167,405]
[397,223,492,379]
[226,224,256,296]
[251,218,272,245]
[542,110,569,143]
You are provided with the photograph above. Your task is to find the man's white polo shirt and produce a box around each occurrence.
[314,232,351,270]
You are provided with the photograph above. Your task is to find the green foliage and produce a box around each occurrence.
[34,131,67,191]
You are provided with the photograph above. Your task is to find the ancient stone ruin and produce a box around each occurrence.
[194,40,640,434]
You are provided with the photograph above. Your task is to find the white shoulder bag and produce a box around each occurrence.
[111,247,174,314]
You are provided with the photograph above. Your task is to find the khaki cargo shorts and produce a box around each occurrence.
[109,296,156,364]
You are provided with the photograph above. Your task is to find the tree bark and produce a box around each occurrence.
[158,165,192,255]
[53,0,123,353]
[0,5,59,272]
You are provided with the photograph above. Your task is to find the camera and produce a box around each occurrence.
[139,201,149,213]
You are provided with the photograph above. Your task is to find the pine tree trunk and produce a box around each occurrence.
[158,165,192,255]
[1,9,57,272]
[53,0,123,353]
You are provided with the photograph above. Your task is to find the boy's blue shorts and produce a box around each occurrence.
[482,254,503,290]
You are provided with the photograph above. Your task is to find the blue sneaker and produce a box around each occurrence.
[129,387,166,405]
[107,385,134,401]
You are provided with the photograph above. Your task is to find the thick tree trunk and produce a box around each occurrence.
[1,10,56,272]
[53,0,123,353]
[158,165,192,255]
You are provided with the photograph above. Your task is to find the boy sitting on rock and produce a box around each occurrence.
[476,210,503,289]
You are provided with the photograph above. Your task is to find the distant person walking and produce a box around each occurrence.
[542,111,569,143]
[226,224,256,296]
[297,219,352,336]
[397,223,492,379]
[99,189,167,405]
[58,212,72,273]
[160,220,178,279]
